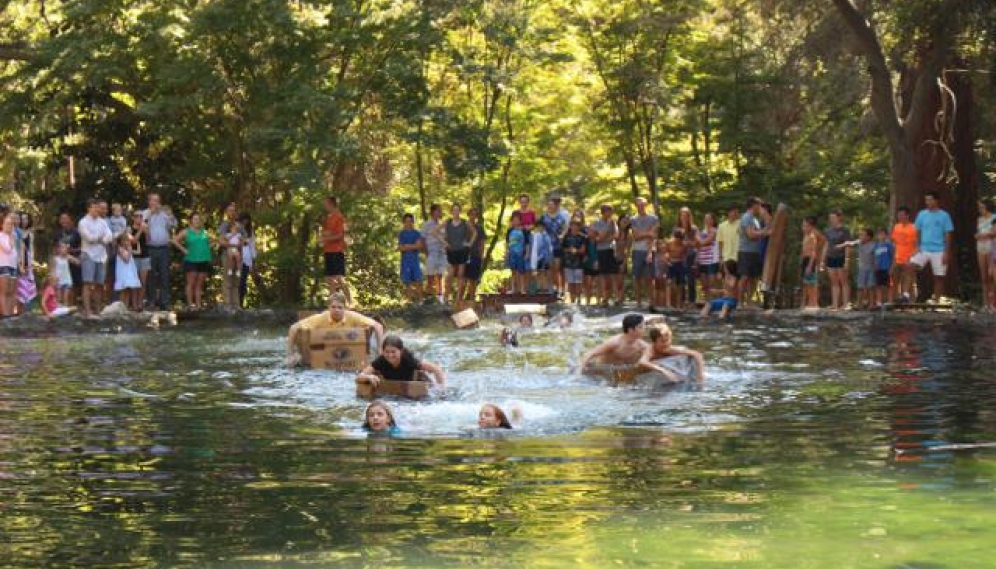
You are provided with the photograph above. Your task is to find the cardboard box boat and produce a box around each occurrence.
[300,327,370,371]
[355,372,431,401]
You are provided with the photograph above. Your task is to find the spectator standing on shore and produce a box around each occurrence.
[129,211,150,310]
[398,213,424,304]
[592,204,619,306]
[874,228,895,307]
[421,204,447,304]
[913,192,954,303]
[143,193,176,310]
[0,212,17,317]
[737,198,771,307]
[464,207,486,305]
[238,213,262,308]
[104,202,128,303]
[78,199,114,318]
[51,211,83,306]
[629,198,658,309]
[799,216,825,309]
[696,213,720,297]
[561,220,587,304]
[891,207,918,302]
[16,212,37,312]
[514,194,536,229]
[172,213,213,310]
[444,203,474,305]
[676,207,698,305]
[822,210,852,310]
[975,200,995,310]
[540,195,571,296]
[320,196,351,307]
[717,206,740,280]
[613,214,631,305]
[219,203,247,309]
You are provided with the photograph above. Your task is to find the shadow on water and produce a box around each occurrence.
[1,315,995,567]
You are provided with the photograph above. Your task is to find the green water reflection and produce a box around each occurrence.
[1,317,995,568]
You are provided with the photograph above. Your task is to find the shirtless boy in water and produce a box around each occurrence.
[578,314,648,375]
[639,324,706,383]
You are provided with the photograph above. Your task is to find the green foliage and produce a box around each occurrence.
[0,0,993,303]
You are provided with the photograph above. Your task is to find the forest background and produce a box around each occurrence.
[0,0,993,306]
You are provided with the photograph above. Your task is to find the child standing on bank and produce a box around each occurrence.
[855,228,877,310]
[397,213,424,303]
[530,219,553,293]
[561,221,587,304]
[874,228,895,307]
[51,240,79,307]
[666,229,687,307]
[114,232,143,311]
[506,211,529,294]
[800,216,824,309]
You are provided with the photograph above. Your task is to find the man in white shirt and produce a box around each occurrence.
[78,198,113,317]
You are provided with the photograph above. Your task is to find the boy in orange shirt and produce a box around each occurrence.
[890,206,918,302]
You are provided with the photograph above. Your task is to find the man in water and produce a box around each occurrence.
[578,313,647,374]
[639,324,705,383]
[285,292,385,366]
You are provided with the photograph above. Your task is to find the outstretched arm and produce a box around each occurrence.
[579,339,613,376]
[348,311,385,349]
[668,346,706,383]
[285,323,304,367]
[419,360,446,387]
[637,347,679,382]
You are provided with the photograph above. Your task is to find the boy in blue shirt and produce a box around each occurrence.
[397,213,424,303]
[913,191,954,302]
[874,228,894,306]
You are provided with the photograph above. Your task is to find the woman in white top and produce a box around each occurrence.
[977,199,996,310]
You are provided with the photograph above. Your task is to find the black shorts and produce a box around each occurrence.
[324,252,346,277]
[875,269,890,287]
[826,256,846,270]
[723,259,738,278]
[737,252,762,278]
[465,255,482,281]
[184,261,212,274]
[553,248,564,260]
[447,249,469,266]
[597,250,617,275]
[583,264,599,277]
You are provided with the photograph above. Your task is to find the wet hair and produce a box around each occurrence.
[328,292,347,306]
[402,212,414,222]
[518,314,533,327]
[363,401,397,430]
[480,404,513,429]
[648,324,672,342]
[621,313,645,333]
[381,335,404,351]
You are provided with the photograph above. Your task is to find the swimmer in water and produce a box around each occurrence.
[478,403,514,429]
[577,313,648,376]
[638,324,706,383]
[358,335,446,387]
[363,401,399,434]
[499,327,519,347]
[518,313,534,327]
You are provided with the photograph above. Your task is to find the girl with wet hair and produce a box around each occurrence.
[478,404,514,429]
[362,401,399,434]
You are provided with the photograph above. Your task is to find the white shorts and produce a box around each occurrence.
[910,251,946,276]
[425,250,448,276]
[50,306,72,317]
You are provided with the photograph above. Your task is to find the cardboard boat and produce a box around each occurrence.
[760,203,789,293]
[355,371,432,401]
[299,326,371,371]
[584,354,700,387]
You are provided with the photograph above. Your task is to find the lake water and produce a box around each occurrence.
[2,314,995,568]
